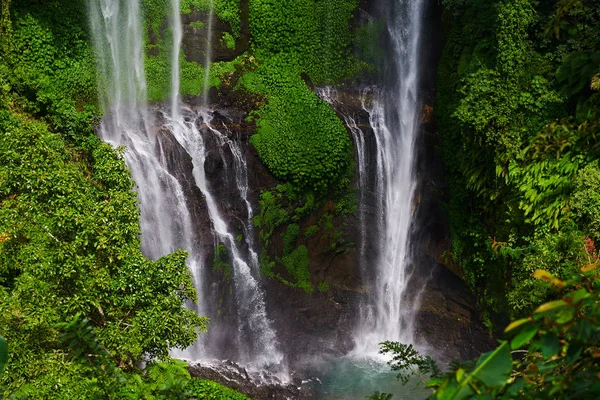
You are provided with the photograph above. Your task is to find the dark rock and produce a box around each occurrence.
[188,361,312,399]
[181,0,250,65]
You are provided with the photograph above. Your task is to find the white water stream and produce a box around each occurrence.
[88,0,285,377]
[354,0,426,355]
[319,0,427,358]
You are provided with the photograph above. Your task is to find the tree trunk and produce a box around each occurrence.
[0,0,11,55]
[1,0,10,36]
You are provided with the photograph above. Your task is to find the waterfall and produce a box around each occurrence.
[87,0,148,143]
[319,0,427,357]
[354,0,427,356]
[165,110,285,371]
[201,1,215,106]
[88,0,285,377]
[166,0,285,374]
[170,0,182,120]
[87,0,197,267]
[317,88,370,267]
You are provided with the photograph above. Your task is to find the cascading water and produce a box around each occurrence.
[166,0,284,373]
[319,0,427,358]
[317,88,370,267]
[87,0,199,269]
[353,0,427,356]
[88,0,285,377]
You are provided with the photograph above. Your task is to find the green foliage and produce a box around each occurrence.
[282,223,300,255]
[571,162,600,242]
[304,225,320,239]
[379,263,600,399]
[317,280,329,292]
[222,31,236,49]
[438,0,600,325]
[254,184,354,293]
[214,0,242,38]
[187,378,250,399]
[379,342,443,386]
[248,0,359,83]
[6,314,244,399]
[281,245,312,294]
[244,56,353,192]
[4,0,97,129]
[213,243,233,280]
[507,227,586,318]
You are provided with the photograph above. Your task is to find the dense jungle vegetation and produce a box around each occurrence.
[438,0,600,330]
[388,0,599,398]
[0,0,247,397]
[0,0,599,398]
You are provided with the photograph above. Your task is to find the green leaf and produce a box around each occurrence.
[565,340,583,363]
[505,318,531,333]
[571,288,591,304]
[535,299,568,314]
[541,332,559,358]
[471,341,512,387]
[555,307,575,324]
[511,324,537,349]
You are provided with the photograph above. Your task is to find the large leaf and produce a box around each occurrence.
[511,324,537,350]
[505,318,530,333]
[541,332,560,358]
[471,341,512,387]
[535,299,568,314]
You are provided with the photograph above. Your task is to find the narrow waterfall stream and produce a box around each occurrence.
[354,0,427,356]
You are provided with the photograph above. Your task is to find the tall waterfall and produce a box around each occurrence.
[87,0,197,268]
[318,0,427,357]
[88,0,285,376]
[355,0,426,355]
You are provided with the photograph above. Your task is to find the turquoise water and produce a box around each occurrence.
[305,358,430,400]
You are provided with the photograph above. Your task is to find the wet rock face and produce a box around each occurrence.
[188,361,313,400]
[162,76,493,370]
[412,263,497,363]
[181,0,250,64]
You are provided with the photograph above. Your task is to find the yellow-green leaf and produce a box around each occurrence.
[535,299,568,314]
[505,318,530,333]
[533,269,552,281]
